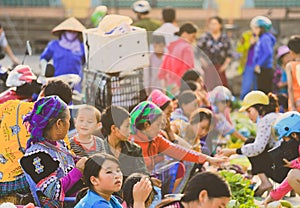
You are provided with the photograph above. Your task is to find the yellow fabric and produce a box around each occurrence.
[0,100,33,182]
[236,30,253,74]
[215,0,244,19]
[0,100,70,182]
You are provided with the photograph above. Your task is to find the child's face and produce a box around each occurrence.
[246,107,259,123]
[153,42,165,55]
[281,53,293,68]
[93,160,123,194]
[116,117,130,141]
[75,109,99,138]
[163,102,174,119]
[192,119,210,139]
[216,100,228,113]
[144,115,163,138]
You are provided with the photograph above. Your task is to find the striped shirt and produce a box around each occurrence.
[70,135,105,157]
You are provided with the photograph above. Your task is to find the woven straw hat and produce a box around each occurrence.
[52,17,86,36]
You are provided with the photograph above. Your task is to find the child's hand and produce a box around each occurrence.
[206,156,228,166]
[76,157,88,173]
[219,148,236,157]
[283,158,292,168]
[262,195,275,206]
[133,177,152,208]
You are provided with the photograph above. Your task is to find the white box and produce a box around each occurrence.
[83,27,149,73]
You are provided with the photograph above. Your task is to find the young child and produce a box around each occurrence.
[208,86,247,152]
[273,46,292,95]
[286,35,300,112]
[130,101,227,193]
[75,153,123,208]
[122,173,155,208]
[75,153,151,208]
[101,105,148,180]
[70,105,104,157]
[144,35,166,93]
[171,90,199,143]
[264,111,300,205]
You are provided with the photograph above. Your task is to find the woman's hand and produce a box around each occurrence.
[219,148,236,157]
[133,177,153,208]
[206,156,228,166]
[76,157,87,173]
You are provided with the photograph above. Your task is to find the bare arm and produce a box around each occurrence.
[286,63,296,110]
[231,130,247,142]
[3,45,19,64]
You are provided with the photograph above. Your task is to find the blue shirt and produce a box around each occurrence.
[75,190,122,208]
[40,40,85,77]
[253,32,276,69]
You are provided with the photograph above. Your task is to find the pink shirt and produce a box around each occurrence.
[158,38,194,86]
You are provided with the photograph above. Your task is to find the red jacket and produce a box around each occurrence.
[130,131,206,172]
[158,38,195,86]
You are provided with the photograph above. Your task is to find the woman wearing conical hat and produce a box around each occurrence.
[40,17,86,92]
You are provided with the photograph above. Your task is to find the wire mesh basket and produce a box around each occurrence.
[85,68,147,111]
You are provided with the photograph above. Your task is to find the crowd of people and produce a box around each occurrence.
[1,0,300,207]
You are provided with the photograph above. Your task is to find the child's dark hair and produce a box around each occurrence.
[178,90,197,108]
[180,81,198,94]
[162,7,176,23]
[43,79,72,105]
[101,105,130,137]
[252,93,279,116]
[83,153,120,190]
[181,69,202,83]
[174,22,197,36]
[75,153,120,204]
[76,105,101,123]
[152,35,166,45]
[122,173,155,208]
[288,35,300,54]
[181,172,231,202]
[160,100,171,111]
[189,108,213,126]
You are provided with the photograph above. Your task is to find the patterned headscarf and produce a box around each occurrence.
[130,101,162,134]
[24,96,67,148]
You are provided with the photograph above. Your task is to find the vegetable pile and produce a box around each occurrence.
[220,170,257,208]
[228,112,257,149]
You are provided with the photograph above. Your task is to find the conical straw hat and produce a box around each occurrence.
[52,17,86,35]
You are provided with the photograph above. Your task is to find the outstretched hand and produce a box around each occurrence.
[219,148,236,157]
[206,156,228,166]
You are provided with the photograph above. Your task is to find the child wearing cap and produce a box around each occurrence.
[273,45,292,95]
[208,86,247,154]
[264,111,300,205]
[286,35,300,112]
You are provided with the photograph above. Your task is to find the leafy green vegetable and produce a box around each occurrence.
[220,170,258,208]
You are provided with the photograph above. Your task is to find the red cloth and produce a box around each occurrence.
[0,89,31,104]
[130,131,206,172]
[158,38,195,86]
